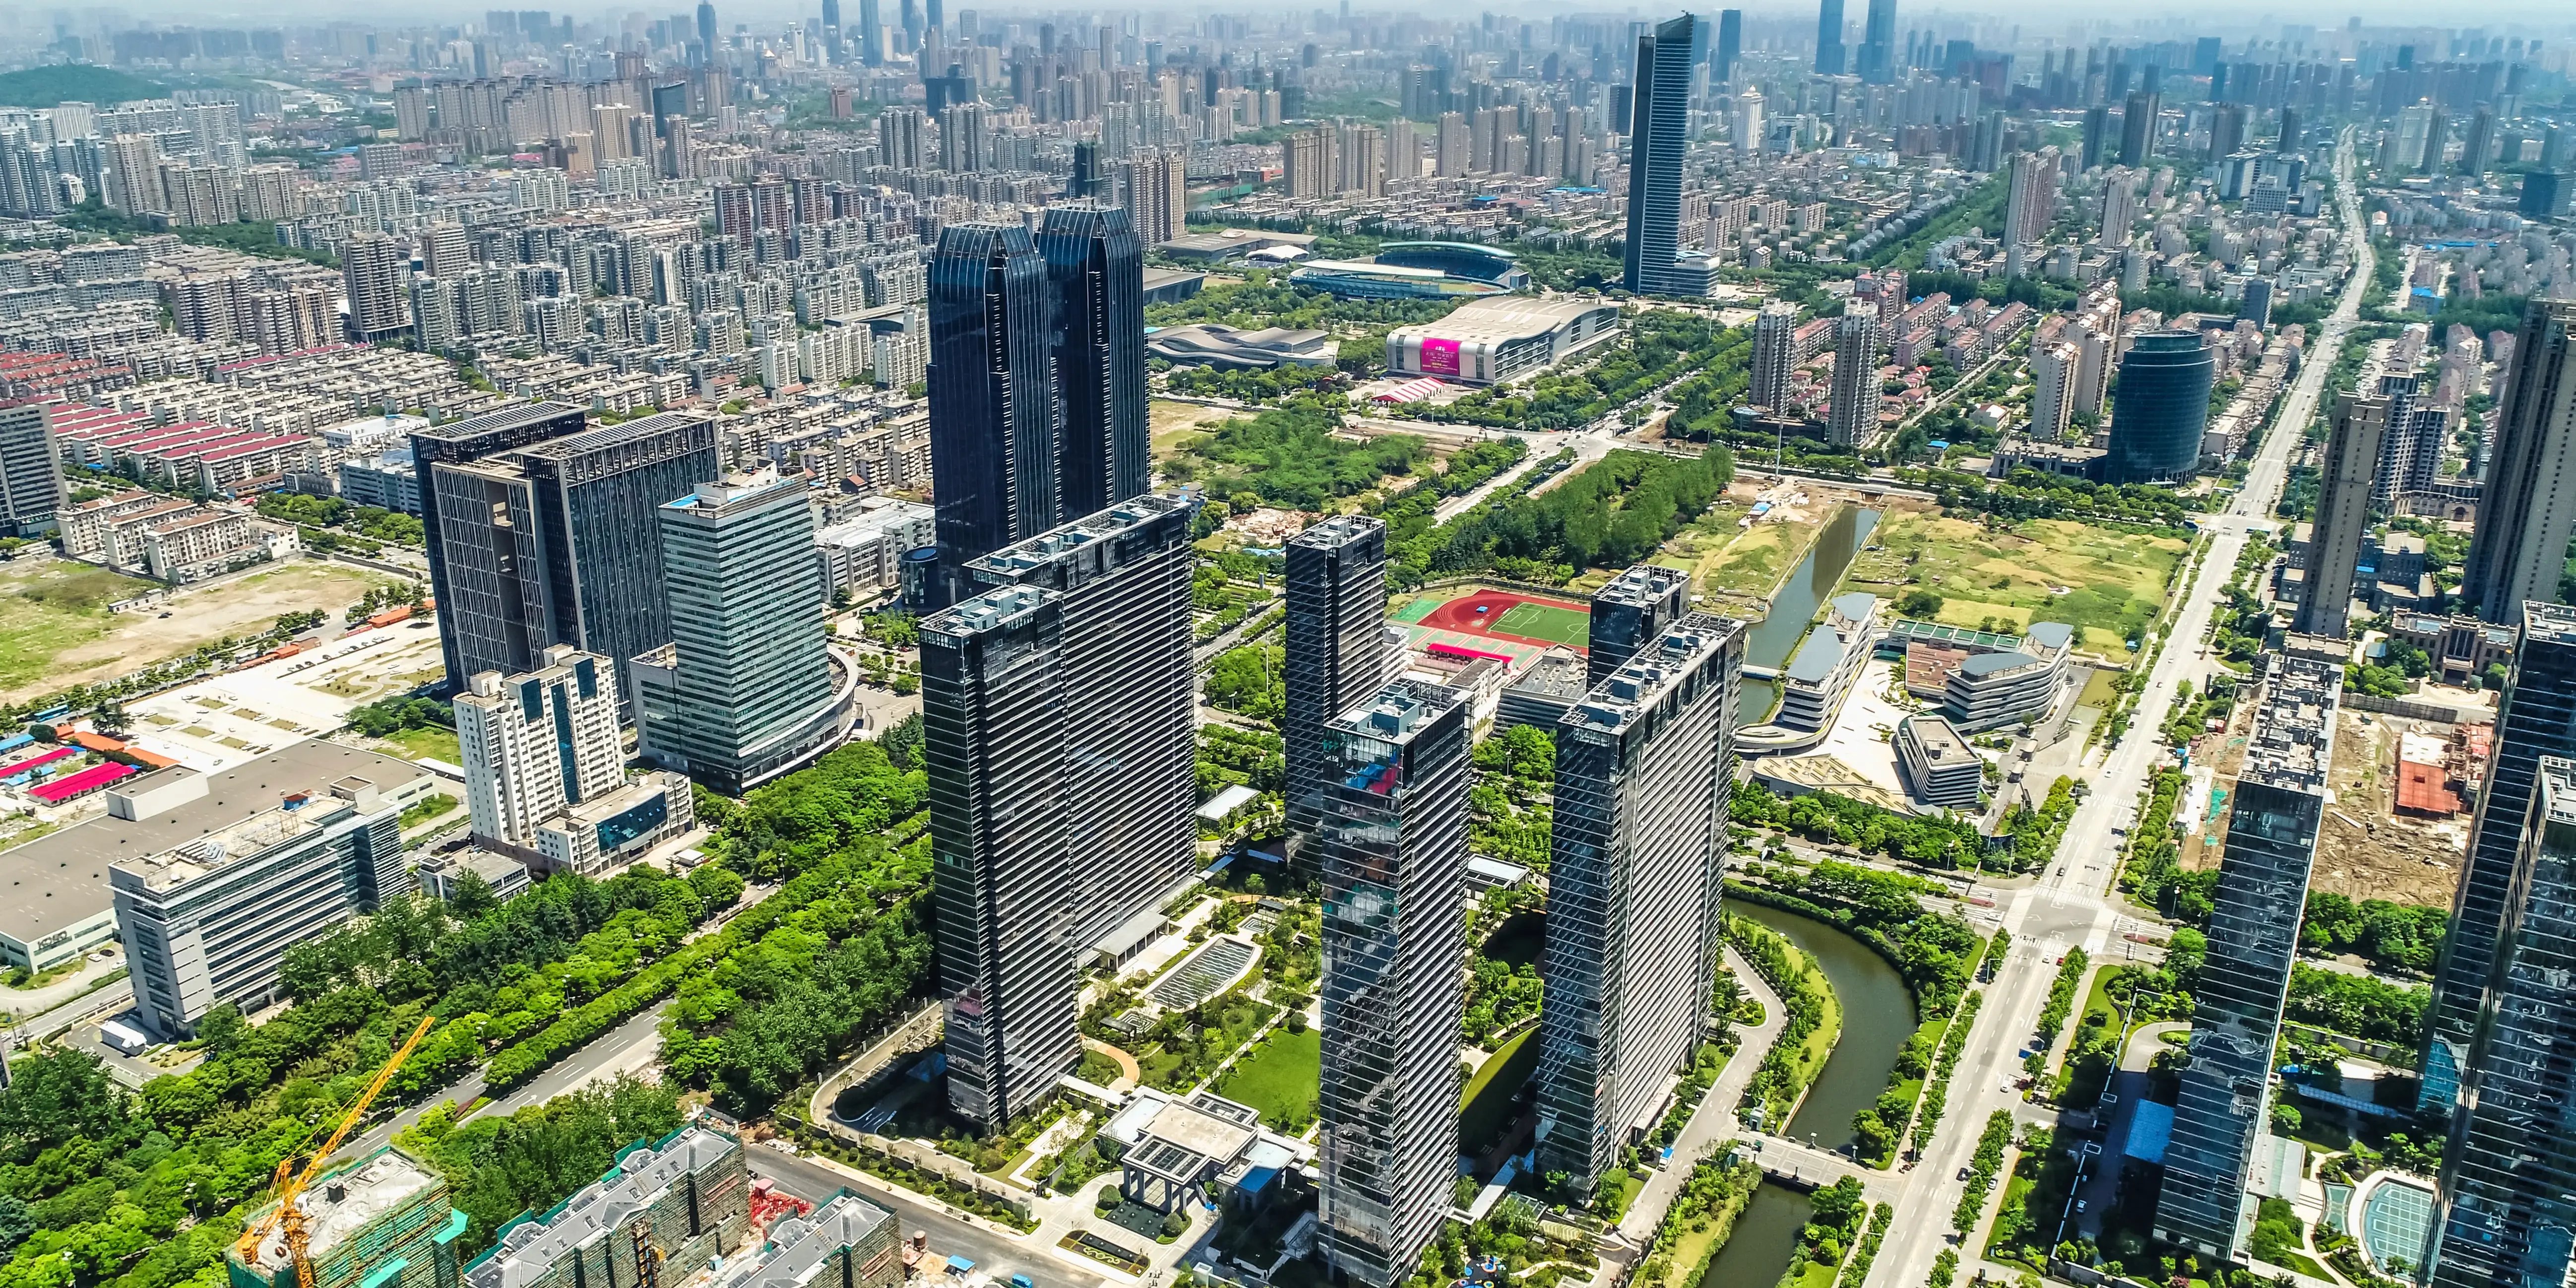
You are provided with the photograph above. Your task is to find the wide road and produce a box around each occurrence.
[1863,135,2375,1288]
[748,1145,1114,1288]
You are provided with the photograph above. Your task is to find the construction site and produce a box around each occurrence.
[2188,701,2475,908]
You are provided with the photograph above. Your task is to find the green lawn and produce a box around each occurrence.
[1838,510,2188,661]
[1213,1027,1321,1132]
[0,562,159,696]
[1494,600,1591,646]
[380,726,461,764]
[1458,1026,1540,1149]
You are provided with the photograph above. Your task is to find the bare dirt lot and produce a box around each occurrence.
[2196,704,2468,906]
[0,557,392,705]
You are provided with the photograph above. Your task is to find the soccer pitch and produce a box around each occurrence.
[1494,601,1591,646]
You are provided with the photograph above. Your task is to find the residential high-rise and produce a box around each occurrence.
[1316,680,1470,1288]
[1749,301,1798,410]
[1856,0,1896,84]
[2104,330,2213,484]
[341,234,411,342]
[1037,204,1148,520]
[1825,309,1882,448]
[1714,9,1742,82]
[412,401,593,687]
[1285,515,1390,862]
[1587,563,1693,686]
[1118,149,1187,245]
[1534,615,1744,1191]
[2296,386,2389,640]
[453,644,623,853]
[2153,655,2340,1261]
[2119,91,2159,167]
[959,495,1196,947]
[0,402,66,537]
[1624,15,1716,298]
[2029,342,2079,441]
[2367,373,2444,514]
[2425,756,2576,1288]
[2098,169,2138,245]
[877,105,925,168]
[2462,300,2576,627]
[420,412,720,696]
[1813,0,1845,74]
[926,222,1057,602]
[419,222,472,278]
[2003,146,2060,248]
[926,584,1076,1130]
[2420,603,2576,1112]
[629,468,845,795]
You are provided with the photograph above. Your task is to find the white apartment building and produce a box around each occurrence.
[453,645,624,862]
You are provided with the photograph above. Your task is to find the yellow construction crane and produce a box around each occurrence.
[235,1017,437,1288]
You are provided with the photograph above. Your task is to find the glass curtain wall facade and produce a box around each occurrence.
[1286,515,1390,864]
[1317,681,1470,1288]
[928,223,1059,601]
[2107,330,2215,483]
[1036,204,1148,519]
[516,413,719,701]
[413,401,589,685]
[2154,656,2340,1261]
[1623,15,1712,296]
[1587,563,1692,687]
[1534,614,1744,1191]
[2422,603,2576,1110]
[648,471,834,793]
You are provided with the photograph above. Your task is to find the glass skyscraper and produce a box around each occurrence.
[514,414,721,702]
[1534,614,1743,1191]
[928,223,1059,602]
[1623,14,1717,297]
[2106,329,2215,484]
[2154,655,2339,1261]
[2428,757,2576,1288]
[1317,681,1470,1288]
[1036,204,1149,520]
[2461,301,2576,627]
[1813,0,1845,73]
[1587,563,1693,687]
[2422,603,2576,1111]
[411,401,591,687]
[1285,515,1390,864]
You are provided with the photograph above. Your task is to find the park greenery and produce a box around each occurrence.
[396,1076,687,1256]
[1394,447,1733,585]
[1783,1177,1872,1288]
[2301,895,2446,974]
[1206,643,1286,723]
[1634,1152,1764,1288]
[1724,912,1838,1130]
[1912,467,2194,532]
[255,493,427,546]
[1144,274,1460,374]
[1470,724,1554,872]
[1165,363,1347,403]
[1164,399,1430,510]
[1731,780,1990,870]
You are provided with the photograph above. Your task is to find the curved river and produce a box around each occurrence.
[1733,900,1918,1152]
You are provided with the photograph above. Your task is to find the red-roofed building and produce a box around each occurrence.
[27,761,133,804]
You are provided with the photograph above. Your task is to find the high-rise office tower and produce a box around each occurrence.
[1813,0,1845,74]
[2462,301,2576,627]
[1825,309,1882,449]
[2002,146,2060,247]
[958,495,1195,949]
[1749,301,1798,410]
[2296,386,2390,640]
[2209,103,2247,161]
[1624,15,1715,298]
[926,223,1057,602]
[1857,0,1896,83]
[412,402,593,687]
[2421,603,2576,1111]
[696,0,718,54]
[1714,9,1741,82]
[1036,204,1147,520]
[420,412,718,697]
[2461,105,2495,179]
[925,584,1075,1130]
[1533,615,1744,1192]
[860,0,885,66]
[0,403,65,538]
[1587,563,1693,686]
[2277,107,2302,153]
[2426,756,2576,1288]
[341,234,411,343]
[2153,655,2340,1261]
[2104,330,2213,484]
[2080,105,2110,170]
[1285,515,1390,862]
[1316,680,1470,1288]
[2119,91,2158,167]
[453,644,624,854]
[630,468,841,795]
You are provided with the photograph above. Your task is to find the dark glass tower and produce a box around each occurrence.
[1714,9,1741,81]
[1623,15,1712,297]
[1534,615,1744,1193]
[1316,680,1470,1288]
[2427,757,2576,1288]
[1813,0,1845,73]
[514,413,721,701]
[1037,204,1148,520]
[2154,656,2339,1261]
[1285,515,1389,863]
[928,222,1059,605]
[1588,563,1692,687]
[411,401,590,688]
[924,585,1076,1130]
[1858,0,1897,83]
[2461,301,2576,628]
[2421,603,2576,1112]
[2105,330,2214,483]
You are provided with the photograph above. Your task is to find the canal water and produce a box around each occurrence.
[1700,1182,1817,1288]
[1735,505,1884,727]
[1735,901,1918,1152]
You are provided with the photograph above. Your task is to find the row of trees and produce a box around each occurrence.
[1730,780,1990,870]
[1163,399,1430,511]
[1411,311,1742,431]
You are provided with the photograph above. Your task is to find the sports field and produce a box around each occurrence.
[1416,589,1592,649]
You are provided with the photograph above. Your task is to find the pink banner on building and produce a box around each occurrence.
[1418,336,1461,376]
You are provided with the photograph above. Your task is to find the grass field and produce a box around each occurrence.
[1493,601,1589,646]
[1212,1027,1321,1133]
[1458,1026,1540,1148]
[1838,509,2188,662]
[378,726,461,764]
[0,558,385,704]
[0,561,160,698]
